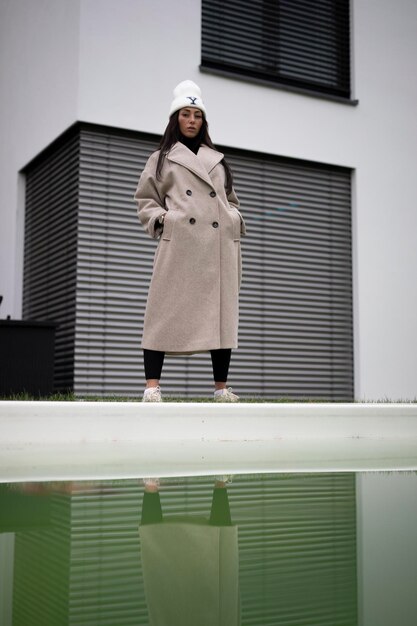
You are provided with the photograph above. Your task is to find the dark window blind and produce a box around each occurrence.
[202,0,351,99]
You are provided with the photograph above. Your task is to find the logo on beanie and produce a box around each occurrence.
[169,81,206,117]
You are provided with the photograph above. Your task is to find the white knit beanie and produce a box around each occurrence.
[169,80,207,118]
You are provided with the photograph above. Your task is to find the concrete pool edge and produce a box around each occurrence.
[1,402,417,481]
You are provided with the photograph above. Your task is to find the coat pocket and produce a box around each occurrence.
[161,211,177,241]
[235,209,246,237]
[228,208,242,241]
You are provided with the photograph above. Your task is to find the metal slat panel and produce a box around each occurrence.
[75,130,156,396]
[22,133,79,391]
[22,124,352,399]
[72,126,352,399]
[230,156,352,400]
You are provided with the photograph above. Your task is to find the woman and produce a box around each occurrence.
[134,80,246,402]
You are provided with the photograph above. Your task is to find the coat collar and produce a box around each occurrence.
[166,142,224,187]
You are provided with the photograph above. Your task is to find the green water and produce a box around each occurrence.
[1,472,416,626]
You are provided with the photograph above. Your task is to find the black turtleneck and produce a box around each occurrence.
[179,134,201,155]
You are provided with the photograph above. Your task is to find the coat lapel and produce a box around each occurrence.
[166,142,223,187]
[197,144,224,175]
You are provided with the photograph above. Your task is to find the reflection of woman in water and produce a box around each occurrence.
[139,476,241,626]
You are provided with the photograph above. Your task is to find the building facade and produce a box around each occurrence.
[1,0,417,400]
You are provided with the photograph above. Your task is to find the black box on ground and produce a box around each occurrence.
[0,320,56,396]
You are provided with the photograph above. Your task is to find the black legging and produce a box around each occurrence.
[143,348,232,383]
[140,487,232,526]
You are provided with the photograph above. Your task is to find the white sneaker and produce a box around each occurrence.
[142,386,162,402]
[214,387,239,402]
[142,477,161,491]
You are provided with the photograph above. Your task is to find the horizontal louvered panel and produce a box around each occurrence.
[76,130,154,396]
[23,132,79,391]
[22,124,352,399]
[73,126,352,398]
[66,487,141,626]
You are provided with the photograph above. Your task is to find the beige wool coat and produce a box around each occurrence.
[139,518,241,626]
[133,142,246,354]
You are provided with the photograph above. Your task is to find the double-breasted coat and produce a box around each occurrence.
[133,142,246,354]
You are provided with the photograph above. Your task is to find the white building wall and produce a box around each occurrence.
[357,473,417,626]
[0,0,416,401]
[0,0,80,318]
[0,533,14,626]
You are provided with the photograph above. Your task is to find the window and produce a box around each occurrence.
[201,0,352,101]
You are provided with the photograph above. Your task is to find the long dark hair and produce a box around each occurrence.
[156,111,234,195]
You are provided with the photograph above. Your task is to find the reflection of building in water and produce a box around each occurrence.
[139,483,240,626]
[8,482,147,626]
[2,474,357,625]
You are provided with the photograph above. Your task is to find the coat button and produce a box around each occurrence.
[209,191,216,197]
[189,218,196,224]
[186,189,192,196]
[212,221,219,228]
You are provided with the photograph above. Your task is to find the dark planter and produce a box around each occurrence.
[0,320,56,396]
